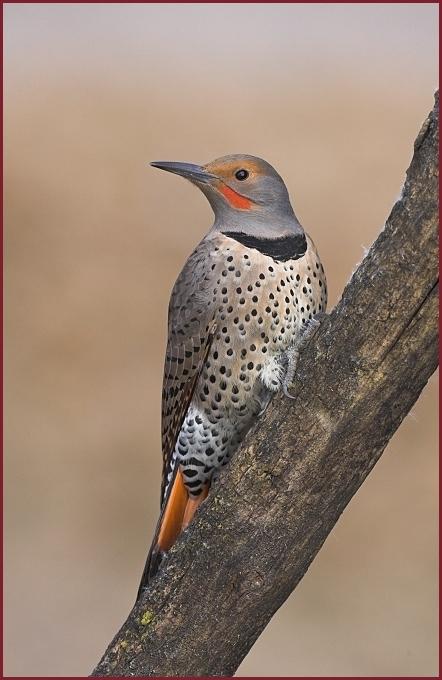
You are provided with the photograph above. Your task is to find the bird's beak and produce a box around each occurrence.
[150,161,218,184]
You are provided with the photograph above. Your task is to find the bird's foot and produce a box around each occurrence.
[259,355,286,394]
[257,356,285,414]
[255,390,273,416]
[282,313,326,399]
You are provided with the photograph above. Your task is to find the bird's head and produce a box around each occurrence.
[151,154,302,238]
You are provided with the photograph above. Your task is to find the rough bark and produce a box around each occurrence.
[93,92,439,677]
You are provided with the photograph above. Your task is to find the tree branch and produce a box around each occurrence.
[93,92,439,677]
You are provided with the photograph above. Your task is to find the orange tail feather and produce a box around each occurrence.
[157,469,188,551]
[137,468,188,599]
[182,484,209,529]
[137,471,210,600]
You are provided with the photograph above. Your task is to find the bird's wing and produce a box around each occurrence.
[137,239,218,597]
[160,237,218,504]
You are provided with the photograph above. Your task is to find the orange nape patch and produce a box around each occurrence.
[218,184,252,210]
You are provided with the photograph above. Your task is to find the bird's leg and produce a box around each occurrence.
[257,355,286,413]
[282,312,327,399]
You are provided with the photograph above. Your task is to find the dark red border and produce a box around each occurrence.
[1,2,439,679]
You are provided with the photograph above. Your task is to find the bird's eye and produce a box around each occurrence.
[235,169,249,181]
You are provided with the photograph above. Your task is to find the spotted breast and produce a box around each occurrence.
[165,231,326,500]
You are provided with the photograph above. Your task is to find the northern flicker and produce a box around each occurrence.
[137,155,327,598]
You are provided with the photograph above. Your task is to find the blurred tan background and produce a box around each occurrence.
[4,4,438,677]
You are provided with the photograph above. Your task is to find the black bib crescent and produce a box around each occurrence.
[224,231,307,262]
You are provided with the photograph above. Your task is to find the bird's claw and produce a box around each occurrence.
[281,313,327,401]
[254,389,273,416]
[282,383,296,399]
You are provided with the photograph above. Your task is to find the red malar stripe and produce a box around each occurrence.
[219,184,252,210]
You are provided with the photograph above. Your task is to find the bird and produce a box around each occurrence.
[137,154,327,599]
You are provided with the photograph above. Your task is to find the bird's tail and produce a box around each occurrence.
[136,466,188,601]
